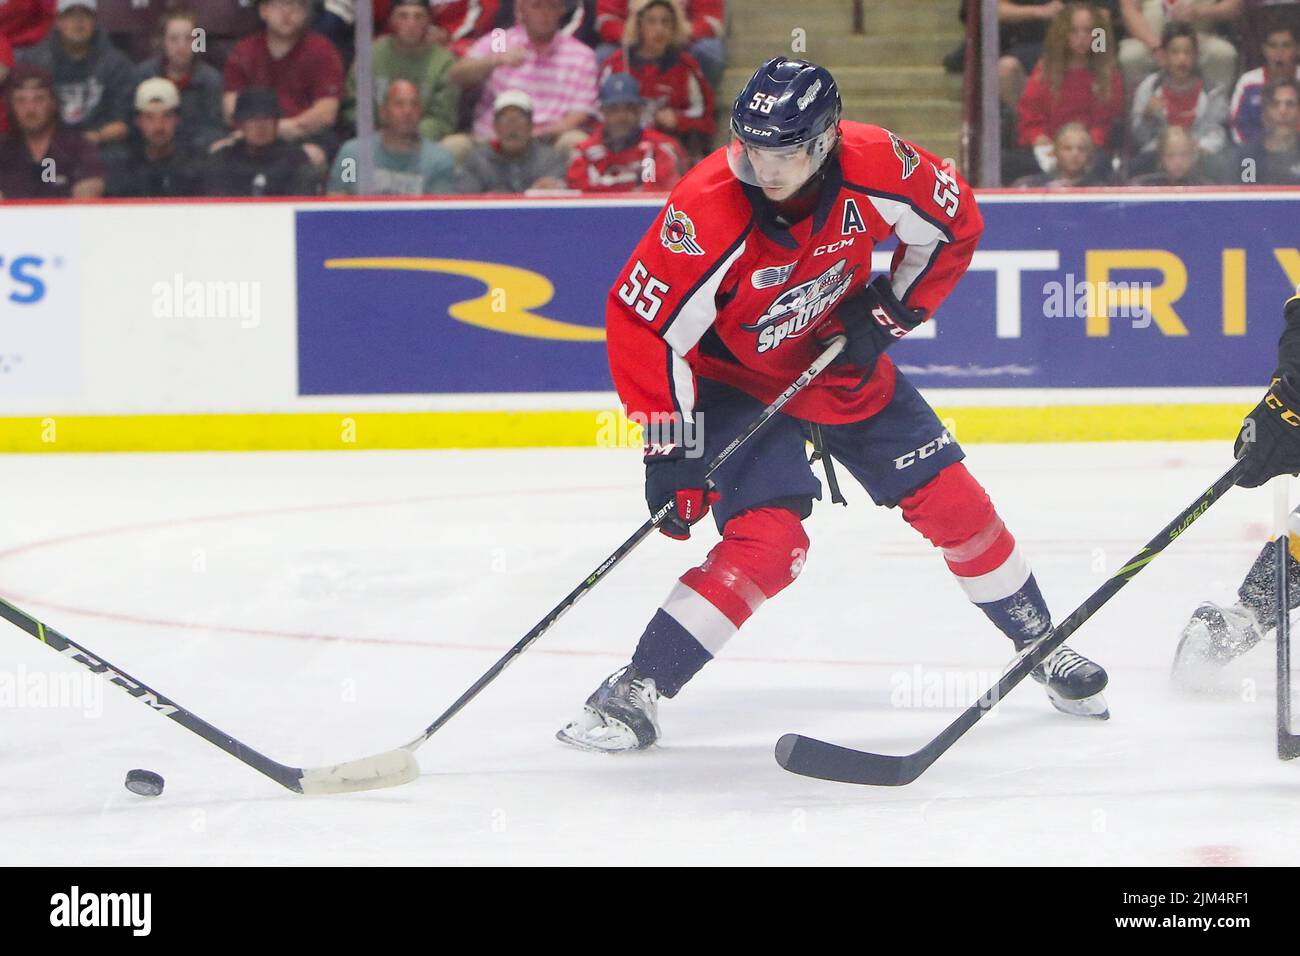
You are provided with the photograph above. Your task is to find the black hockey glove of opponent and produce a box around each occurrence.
[645,449,719,541]
[1234,374,1300,488]
[821,275,927,381]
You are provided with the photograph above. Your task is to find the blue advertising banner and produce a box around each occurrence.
[295,193,1300,395]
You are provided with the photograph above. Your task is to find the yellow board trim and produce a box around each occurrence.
[0,403,1254,453]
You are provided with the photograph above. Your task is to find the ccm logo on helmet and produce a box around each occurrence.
[743,125,773,137]
[894,432,954,470]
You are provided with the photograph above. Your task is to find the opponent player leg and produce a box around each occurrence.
[1174,506,1300,688]
[822,372,1109,719]
[557,381,820,752]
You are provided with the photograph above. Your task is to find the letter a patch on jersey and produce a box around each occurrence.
[660,204,706,256]
[841,198,867,235]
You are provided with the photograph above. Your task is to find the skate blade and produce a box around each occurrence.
[1046,687,1109,720]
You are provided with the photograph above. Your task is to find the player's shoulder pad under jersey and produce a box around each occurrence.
[653,150,751,261]
[836,120,960,241]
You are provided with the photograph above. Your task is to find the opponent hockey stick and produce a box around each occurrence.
[776,458,1249,786]
[1274,480,1300,759]
[0,595,419,795]
[395,335,849,757]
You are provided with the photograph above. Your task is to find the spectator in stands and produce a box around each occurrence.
[0,32,13,136]
[598,0,712,163]
[19,0,134,155]
[314,0,392,62]
[1233,77,1300,184]
[1013,121,1109,186]
[454,88,567,191]
[1117,0,1241,92]
[133,5,224,152]
[1230,23,1300,145]
[223,0,344,170]
[104,77,205,197]
[430,0,502,57]
[1130,22,1229,174]
[344,0,459,147]
[594,0,723,87]
[449,0,597,156]
[329,78,456,194]
[995,0,1066,109]
[204,85,316,195]
[1018,3,1123,173]
[568,71,680,191]
[0,0,54,52]
[1128,124,1214,184]
[0,63,103,197]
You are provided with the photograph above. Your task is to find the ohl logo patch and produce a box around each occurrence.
[660,204,705,256]
[889,132,919,180]
[742,259,859,353]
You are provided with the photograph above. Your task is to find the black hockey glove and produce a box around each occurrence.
[645,450,719,541]
[1234,374,1300,488]
[823,275,927,375]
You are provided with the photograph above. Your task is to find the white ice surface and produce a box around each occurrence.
[0,443,1297,866]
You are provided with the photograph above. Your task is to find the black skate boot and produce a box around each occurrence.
[1172,540,1300,689]
[1027,643,1110,719]
[556,664,661,753]
[1172,602,1262,689]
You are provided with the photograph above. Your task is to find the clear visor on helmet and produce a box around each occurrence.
[727,124,838,196]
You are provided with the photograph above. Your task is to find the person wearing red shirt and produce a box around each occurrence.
[568,72,681,191]
[0,0,54,51]
[222,0,344,169]
[599,0,713,162]
[595,0,723,85]
[1017,2,1123,173]
[430,0,500,57]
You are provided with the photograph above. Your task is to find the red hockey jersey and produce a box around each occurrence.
[568,124,683,192]
[605,122,983,426]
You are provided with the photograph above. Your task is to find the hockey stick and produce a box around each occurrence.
[775,458,1249,786]
[0,595,419,794]
[396,335,849,756]
[1274,480,1300,759]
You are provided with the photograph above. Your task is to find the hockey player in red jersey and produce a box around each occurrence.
[557,57,1111,752]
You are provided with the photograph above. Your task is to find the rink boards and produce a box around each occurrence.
[0,189,1294,451]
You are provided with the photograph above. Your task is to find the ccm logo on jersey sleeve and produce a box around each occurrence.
[661,204,705,256]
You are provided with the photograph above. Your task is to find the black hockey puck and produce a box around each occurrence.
[124,769,165,797]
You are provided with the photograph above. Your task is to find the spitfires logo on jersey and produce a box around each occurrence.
[742,259,859,353]
[660,204,705,256]
[889,132,919,180]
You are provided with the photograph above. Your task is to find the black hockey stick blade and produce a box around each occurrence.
[777,460,1248,786]
[775,732,924,786]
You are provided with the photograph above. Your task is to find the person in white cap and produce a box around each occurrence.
[132,5,224,151]
[453,88,569,193]
[104,77,204,197]
[17,0,134,153]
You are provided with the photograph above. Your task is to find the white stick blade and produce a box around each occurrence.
[298,749,420,795]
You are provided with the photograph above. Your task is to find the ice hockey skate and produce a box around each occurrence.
[1172,602,1263,690]
[556,665,661,753]
[1022,642,1110,719]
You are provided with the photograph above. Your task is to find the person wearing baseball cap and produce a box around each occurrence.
[204,85,315,196]
[0,63,105,198]
[20,0,134,152]
[567,72,683,193]
[103,77,203,197]
[222,0,343,171]
[132,5,225,151]
[453,88,569,193]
